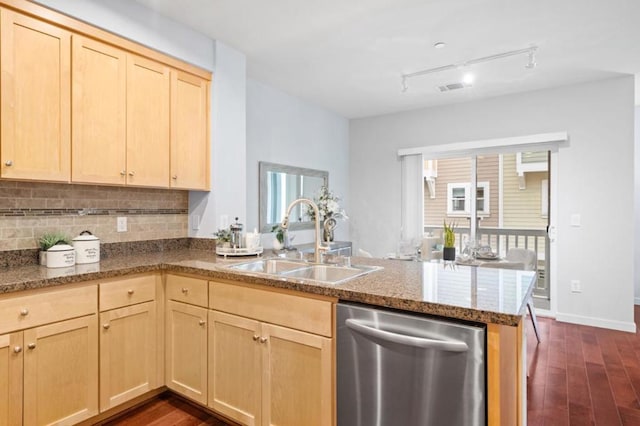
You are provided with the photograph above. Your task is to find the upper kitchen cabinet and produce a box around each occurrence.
[0,1,211,189]
[73,42,170,188]
[127,55,170,188]
[72,36,127,185]
[0,9,71,182]
[171,71,210,190]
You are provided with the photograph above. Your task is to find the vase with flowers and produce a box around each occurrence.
[306,186,348,242]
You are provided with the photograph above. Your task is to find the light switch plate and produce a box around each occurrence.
[117,216,127,232]
[570,214,581,227]
[191,215,200,230]
[570,280,581,293]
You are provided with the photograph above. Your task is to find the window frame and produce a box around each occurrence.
[446,182,490,216]
[541,179,549,218]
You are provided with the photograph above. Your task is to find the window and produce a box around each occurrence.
[447,182,490,215]
[451,186,466,212]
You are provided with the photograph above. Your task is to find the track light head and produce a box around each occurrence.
[525,48,537,69]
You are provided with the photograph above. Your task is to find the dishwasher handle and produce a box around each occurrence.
[345,319,469,352]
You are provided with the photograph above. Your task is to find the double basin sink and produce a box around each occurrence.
[227,258,383,284]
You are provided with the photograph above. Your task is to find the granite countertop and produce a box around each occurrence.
[0,249,535,327]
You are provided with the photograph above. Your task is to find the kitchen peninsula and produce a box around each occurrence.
[0,247,534,426]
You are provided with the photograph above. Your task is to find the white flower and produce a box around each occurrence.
[305,186,347,221]
[327,200,339,214]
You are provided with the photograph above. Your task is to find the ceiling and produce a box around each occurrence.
[135,0,640,118]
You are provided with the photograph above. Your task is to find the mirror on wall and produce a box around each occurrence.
[259,162,328,232]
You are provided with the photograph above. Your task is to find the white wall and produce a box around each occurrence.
[350,76,635,332]
[35,0,247,239]
[246,79,349,247]
[635,106,640,304]
[190,43,247,238]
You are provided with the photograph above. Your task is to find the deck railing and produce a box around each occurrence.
[424,225,550,300]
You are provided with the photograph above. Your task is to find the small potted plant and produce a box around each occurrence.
[443,221,457,261]
[37,232,72,265]
[271,224,285,250]
[214,228,231,248]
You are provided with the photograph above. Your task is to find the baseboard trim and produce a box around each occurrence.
[532,307,554,318]
[555,312,636,333]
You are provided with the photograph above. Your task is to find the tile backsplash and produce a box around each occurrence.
[0,181,190,251]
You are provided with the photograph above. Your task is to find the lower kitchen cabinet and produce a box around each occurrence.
[208,310,333,426]
[0,274,336,426]
[262,323,332,426]
[24,315,99,425]
[208,311,261,425]
[166,300,208,404]
[0,284,99,426]
[99,301,158,411]
[0,332,22,426]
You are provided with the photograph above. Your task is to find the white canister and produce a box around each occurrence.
[245,229,262,250]
[46,244,76,268]
[421,236,441,261]
[72,230,101,264]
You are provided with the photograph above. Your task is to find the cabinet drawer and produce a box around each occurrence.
[166,274,208,308]
[210,281,333,337]
[100,274,156,311]
[0,285,97,334]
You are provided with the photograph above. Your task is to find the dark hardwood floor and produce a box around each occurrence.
[103,393,231,426]
[103,307,640,426]
[527,305,640,425]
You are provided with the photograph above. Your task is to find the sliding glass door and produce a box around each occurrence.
[423,151,550,309]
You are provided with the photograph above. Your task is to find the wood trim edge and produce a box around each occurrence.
[487,323,520,426]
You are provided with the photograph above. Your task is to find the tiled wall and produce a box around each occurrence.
[0,181,189,251]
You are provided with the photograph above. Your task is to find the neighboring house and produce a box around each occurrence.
[424,152,548,232]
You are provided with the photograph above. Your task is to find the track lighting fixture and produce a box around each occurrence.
[401,45,538,92]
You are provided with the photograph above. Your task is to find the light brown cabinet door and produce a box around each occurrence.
[209,311,261,426]
[166,301,208,404]
[0,9,71,182]
[170,71,210,190]
[127,54,170,187]
[261,323,333,426]
[0,332,22,426]
[23,315,98,426]
[99,301,158,412]
[72,36,126,185]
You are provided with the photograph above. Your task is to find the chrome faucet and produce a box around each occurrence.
[281,198,327,263]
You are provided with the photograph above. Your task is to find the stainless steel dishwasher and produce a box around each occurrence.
[337,302,486,426]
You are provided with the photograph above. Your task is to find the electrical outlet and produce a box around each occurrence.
[570,279,581,293]
[117,216,127,232]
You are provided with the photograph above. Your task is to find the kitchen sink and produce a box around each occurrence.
[227,258,382,284]
[279,264,382,284]
[228,258,309,274]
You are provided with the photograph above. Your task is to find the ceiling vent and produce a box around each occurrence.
[438,83,472,92]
